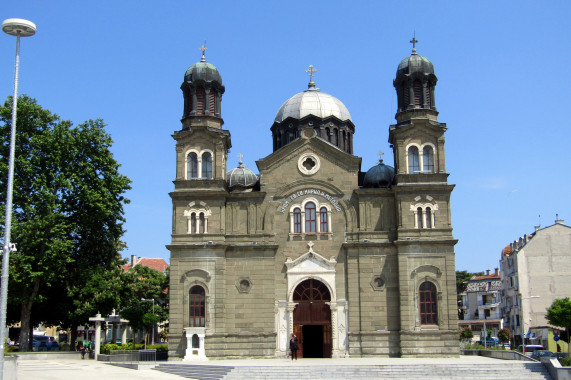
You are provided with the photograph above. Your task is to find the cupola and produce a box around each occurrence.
[393,36,438,116]
[181,44,225,121]
[271,65,355,154]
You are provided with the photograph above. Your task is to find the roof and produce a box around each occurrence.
[122,257,169,274]
[274,88,352,123]
[465,273,501,292]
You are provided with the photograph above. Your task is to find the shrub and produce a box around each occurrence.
[559,356,571,367]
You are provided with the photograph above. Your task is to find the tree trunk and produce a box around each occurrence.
[70,324,78,351]
[18,278,41,352]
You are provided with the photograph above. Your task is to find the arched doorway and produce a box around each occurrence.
[293,279,332,358]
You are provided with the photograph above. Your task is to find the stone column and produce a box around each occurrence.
[88,313,105,359]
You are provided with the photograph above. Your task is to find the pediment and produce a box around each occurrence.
[285,242,336,273]
[256,135,361,174]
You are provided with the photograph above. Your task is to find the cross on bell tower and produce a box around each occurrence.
[410,34,418,54]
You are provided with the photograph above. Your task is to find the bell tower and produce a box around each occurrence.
[388,37,458,356]
[173,44,231,184]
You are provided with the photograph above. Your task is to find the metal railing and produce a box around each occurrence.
[109,349,156,364]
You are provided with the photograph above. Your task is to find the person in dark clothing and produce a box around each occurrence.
[289,334,299,360]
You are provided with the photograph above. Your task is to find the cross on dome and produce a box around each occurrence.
[377,150,384,163]
[237,153,244,167]
[305,65,318,89]
[200,41,207,62]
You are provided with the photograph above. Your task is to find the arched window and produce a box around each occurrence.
[293,208,302,233]
[419,282,437,325]
[187,153,198,179]
[425,83,432,107]
[305,202,316,233]
[417,207,423,229]
[199,212,205,233]
[190,212,197,233]
[189,286,206,327]
[196,88,205,115]
[423,146,434,173]
[413,80,423,107]
[202,152,212,179]
[332,129,338,146]
[408,146,420,174]
[320,207,328,232]
[425,207,432,228]
[325,127,331,142]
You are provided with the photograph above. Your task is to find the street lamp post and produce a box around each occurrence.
[0,18,36,380]
[521,295,540,356]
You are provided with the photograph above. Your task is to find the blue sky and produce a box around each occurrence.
[1,1,569,272]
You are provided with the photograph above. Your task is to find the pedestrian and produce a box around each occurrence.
[289,334,299,361]
[79,342,86,359]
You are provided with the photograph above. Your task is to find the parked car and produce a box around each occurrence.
[531,350,556,360]
[32,336,60,351]
[476,338,498,346]
[517,344,545,357]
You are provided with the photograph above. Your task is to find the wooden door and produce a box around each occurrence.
[293,324,303,358]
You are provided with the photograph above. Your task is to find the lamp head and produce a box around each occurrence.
[2,18,36,37]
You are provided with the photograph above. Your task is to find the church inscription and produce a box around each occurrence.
[280,189,342,213]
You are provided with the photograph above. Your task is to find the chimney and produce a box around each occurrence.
[486,269,490,276]
[131,255,137,267]
[494,268,499,276]
[555,214,564,225]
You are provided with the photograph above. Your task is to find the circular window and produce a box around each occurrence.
[298,153,320,175]
[236,278,252,293]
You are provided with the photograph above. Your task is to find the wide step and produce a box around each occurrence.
[153,362,551,380]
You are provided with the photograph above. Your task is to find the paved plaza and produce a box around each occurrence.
[17,356,505,380]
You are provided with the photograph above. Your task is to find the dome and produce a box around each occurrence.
[227,161,258,190]
[274,88,352,123]
[184,60,223,84]
[363,161,395,188]
[396,51,434,78]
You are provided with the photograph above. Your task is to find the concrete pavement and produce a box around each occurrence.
[17,356,505,380]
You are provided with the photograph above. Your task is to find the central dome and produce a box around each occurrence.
[274,88,352,123]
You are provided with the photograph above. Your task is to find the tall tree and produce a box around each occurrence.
[546,297,571,355]
[0,96,130,350]
[120,265,169,347]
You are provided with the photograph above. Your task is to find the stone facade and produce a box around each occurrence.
[168,46,459,359]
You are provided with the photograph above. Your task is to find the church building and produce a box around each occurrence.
[167,41,459,359]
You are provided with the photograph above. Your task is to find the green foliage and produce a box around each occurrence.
[498,328,512,344]
[0,96,131,347]
[459,327,474,341]
[559,356,571,367]
[120,265,169,335]
[101,343,168,355]
[546,298,571,344]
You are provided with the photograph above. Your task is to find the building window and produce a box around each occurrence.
[189,285,205,327]
[425,207,432,228]
[289,200,331,235]
[332,128,338,146]
[408,146,420,173]
[416,207,423,229]
[412,202,438,229]
[202,152,212,179]
[185,206,210,234]
[320,207,328,232]
[305,202,316,233]
[423,146,434,173]
[293,208,302,233]
[187,153,198,179]
[413,79,423,106]
[186,150,214,180]
[419,281,437,325]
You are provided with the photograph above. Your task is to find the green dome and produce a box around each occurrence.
[184,61,223,84]
[396,53,434,78]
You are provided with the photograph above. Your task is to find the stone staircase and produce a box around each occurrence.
[153,362,552,379]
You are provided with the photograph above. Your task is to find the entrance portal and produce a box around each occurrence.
[293,279,332,358]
